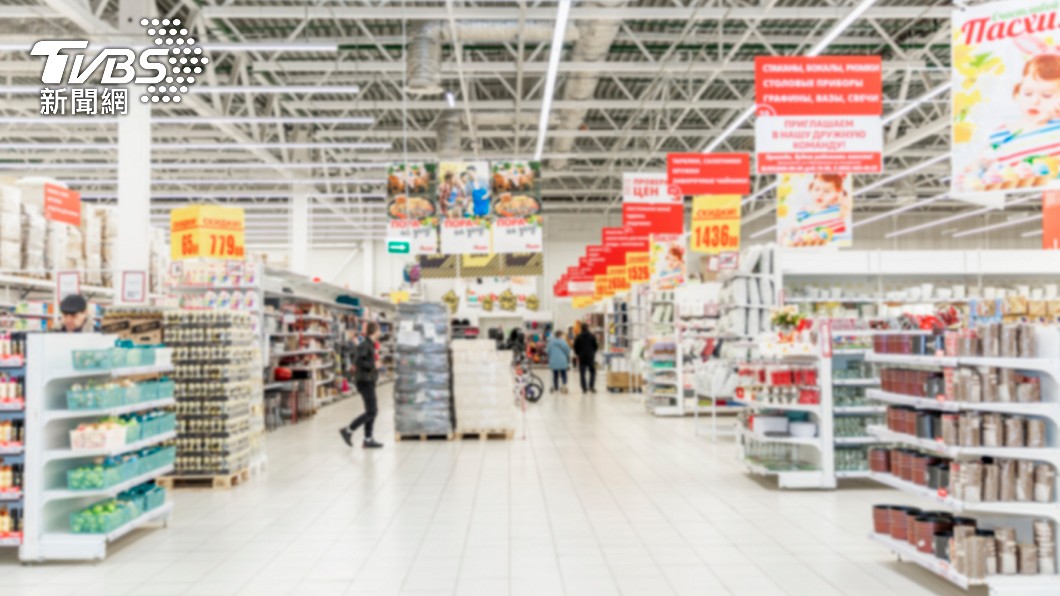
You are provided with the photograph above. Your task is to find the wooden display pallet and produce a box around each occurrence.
[395,432,454,442]
[157,468,250,490]
[456,429,515,441]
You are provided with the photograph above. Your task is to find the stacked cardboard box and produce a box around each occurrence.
[452,340,516,433]
[21,204,46,277]
[81,207,103,285]
[0,185,22,272]
[98,207,118,285]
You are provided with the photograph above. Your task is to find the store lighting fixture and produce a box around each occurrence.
[882,82,953,125]
[0,162,383,171]
[534,0,573,161]
[0,116,375,125]
[445,91,456,108]
[854,154,948,196]
[1023,229,1044,238]
[1,86,359,95]
[852,191,949,228]
[885,195,1037,238]
[703,0,878,154]
[80,192,385,200]
[951,214,1042,238]
[2,142,391,150]
[0,42,340,53]
[741,181,779,206]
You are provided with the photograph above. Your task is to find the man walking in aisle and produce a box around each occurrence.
[546,330,571,393]
[340,321,384,449]
[574,325,599,393]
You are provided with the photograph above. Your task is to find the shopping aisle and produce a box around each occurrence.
[0,387,971,596]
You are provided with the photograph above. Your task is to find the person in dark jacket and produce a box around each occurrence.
[340,321,384,449]
[573,326,599,393]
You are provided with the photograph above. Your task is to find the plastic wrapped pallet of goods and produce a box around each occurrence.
[97,207,117,285]
[0,185,22,271]
[21,203,46,277]
[394,303,454,438]
[452,340,516,435]
[80,207,103,285]
[44,220,67,276]
[64,225,84,272]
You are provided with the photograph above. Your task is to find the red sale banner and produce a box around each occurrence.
[43,183,82,227]
[754,56,883,174]
[622,203,684,235]
[667,153,750,196]
[754,56,882,117]
[1045,191,1060,250]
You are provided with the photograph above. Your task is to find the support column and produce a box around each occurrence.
[290,185,310,275]
[114,0,153,302]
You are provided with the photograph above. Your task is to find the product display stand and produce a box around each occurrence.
[646,289,681,416]
[829,328,884,479]
[863,326,1060,592]
[0,335,25,549]
[20,334,174,561]
[605,297,642,393]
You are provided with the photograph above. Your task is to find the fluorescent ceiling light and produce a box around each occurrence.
[81,192,384,200]
[854,154,948,196]
[853,192,949,228]
[534,0,572,161]
[1,142,391,150]
[67,178,384,185]
[807,0,879,56]
[885,195,1037,238]
[0,116,374,125]
[741,180,779,206]
[0,162,383,171]
[2,85,360,96]
[201,43,338,53]
[445,91,456,108]
[951,214,1042,238]
[1023,229,1044,238]
[882,82,952,125]
[750,224,776,239]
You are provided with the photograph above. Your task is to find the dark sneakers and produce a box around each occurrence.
[339,428,353,447]
[363,438,384,449]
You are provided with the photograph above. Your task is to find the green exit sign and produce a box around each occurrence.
[387,241,410,254]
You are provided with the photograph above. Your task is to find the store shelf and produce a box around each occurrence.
[0,489,22,501]
[39,502,173,560]
[273,348,332,358]
[831,378,879,386]
[0,532,21,547]
[834,470,871,479]
[0,443,23,455]
[833,436,878,445]
[833,405,886,415]
[865,353,958,367]
[263,382,296,391]
[866,389,1060,421]
[832,348,869,356]
[0,400,25,411]
[732,397,820,414]
[43,464,174,503]
[46,431,176,462]
[868,532,981,589]
[866,425,1060,465]
[45,398,176,423]
[738,427,821,447]
[0,356,25,368]
[868,351,1059,375]
[47,363,175,382]
[270,331,331,338]
[866,471,1060,518]
[743,460,826,489]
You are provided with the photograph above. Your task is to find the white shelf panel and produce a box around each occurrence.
[832,348,869,355]
[868,532,980,589]
[44,464,174,503]
[834,436,879,446]
[273,348,332,358]
[834,470,871,479]
[39,503,173,561]
[743,460,827,488]
[865,353,958,367]
[867,389,1060,419]
[46,363,175,382]
[270,332,332,338]
[833,405,886,415]
[866,426,1060,465]
[0,443,23,455]
[732,397,820,414]
[47,431,176,462]
[832,378,879,386]
[0,489,22,501]
[867,471,1060,519]
[738,427,821,447]
[46,398,176,423]
[867,352,1059,375]
[0,533,21,547]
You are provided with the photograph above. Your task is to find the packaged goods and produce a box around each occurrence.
[20,204,45,275]
[394,303,452,435]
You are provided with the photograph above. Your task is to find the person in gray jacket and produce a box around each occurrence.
[546,330,572,394]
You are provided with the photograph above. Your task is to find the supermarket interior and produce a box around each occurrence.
[2,0,1060,595]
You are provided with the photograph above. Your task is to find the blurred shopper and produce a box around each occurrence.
[546,330,571,394]
[59,294,89,333]
[340,321,384,449]
[574,326,599,393]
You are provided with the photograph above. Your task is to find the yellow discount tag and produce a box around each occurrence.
[691,195,741,255]
[170,205,246,261]
[625,252,650,284]
[572,296,592,309]
[607,265,629,293]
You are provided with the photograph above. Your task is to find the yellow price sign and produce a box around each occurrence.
[390,290,410,304]
[607,265,629,293]
[625,252,650,284]
[572,296,593,309]
[170,205,246,261]
[691,195,741,254]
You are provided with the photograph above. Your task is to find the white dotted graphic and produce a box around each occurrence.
[138,17,199,104]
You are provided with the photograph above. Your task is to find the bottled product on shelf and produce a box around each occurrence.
[164,311,256,480]
[394,303,453,438]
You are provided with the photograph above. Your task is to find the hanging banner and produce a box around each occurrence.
[622,202,684,235]
[1045,191,1060,250]
[491,215,543,253]
[568,274,594,297]
[622,172,681,204]
[607,265,630,293]
[491,160,545,254]
[169,204,246,260]
[43,183,82,226]
[626,252,651,285]
[776,173,853,248]
[416,254,457,279]
[666,154,751,196]
[952,2,1060,194]
[650,234,686,291]
[440,161,492,253]
[386,162,438,255]
[754,56,883,174]
[691,195,741,254]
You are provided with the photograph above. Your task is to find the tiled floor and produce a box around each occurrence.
[0,384,977,595]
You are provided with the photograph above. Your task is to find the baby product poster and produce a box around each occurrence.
[649,234,686,291]
[775,173,853,248]
[952,1,1060,193]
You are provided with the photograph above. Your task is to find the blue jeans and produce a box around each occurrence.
[552,369,567,391]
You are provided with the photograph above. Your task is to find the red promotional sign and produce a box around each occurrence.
[43,183,82,226]
[667,153,751,196]
[754,56,883,117]
[1044,192,1060,250]
[622,203,684,235]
